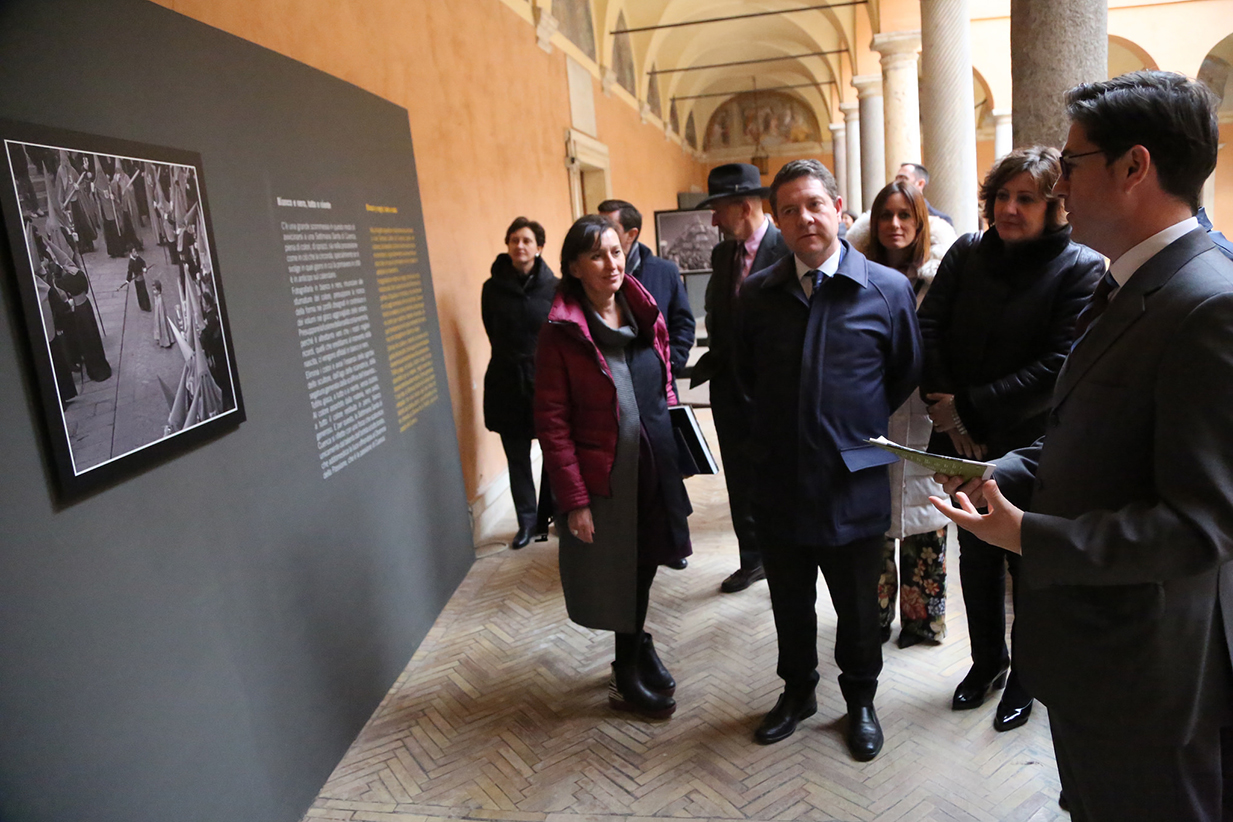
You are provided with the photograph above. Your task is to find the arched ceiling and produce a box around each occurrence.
[594,0,872,147]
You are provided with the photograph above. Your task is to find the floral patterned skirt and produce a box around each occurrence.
[879,528,947,641]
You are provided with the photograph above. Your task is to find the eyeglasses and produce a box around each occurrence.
[1058,149,1106,180]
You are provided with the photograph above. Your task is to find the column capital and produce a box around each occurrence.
[828,122,846,136]
[871,30,922,60]
[839,100,860,116]
[992,108,1013,124]
[852,74,883,99]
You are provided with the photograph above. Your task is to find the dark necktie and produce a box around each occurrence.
[1074,271,1118,337]
[733,243,748,294]
[811,268,824,297]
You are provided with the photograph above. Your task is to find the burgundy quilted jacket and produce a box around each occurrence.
[533,274,677,512]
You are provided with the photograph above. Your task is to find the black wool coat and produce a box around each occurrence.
[481,253,559,437]
[917,225,1105,459]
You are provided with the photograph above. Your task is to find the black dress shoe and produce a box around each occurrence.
[720,565,765,593]
[951,665,1009,710]
[638,633,675,696]
[896,631,940,649]
[880,624,892,643]
[993,696,1033,731]
[846,705,884,761]
[754,689,817,744]
[511,524,534,550]
[665,557,688,570]
[1058,790,1069,813]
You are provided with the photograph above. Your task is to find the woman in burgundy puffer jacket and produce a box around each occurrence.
[535,214,692,719]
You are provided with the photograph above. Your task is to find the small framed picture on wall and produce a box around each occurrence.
[654,208,721,275]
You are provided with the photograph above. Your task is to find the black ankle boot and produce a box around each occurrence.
[609,663,675,719]
[638,633,675,695]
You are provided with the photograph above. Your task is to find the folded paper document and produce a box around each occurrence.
[866,436,995,481]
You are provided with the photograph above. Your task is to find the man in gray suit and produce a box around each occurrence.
[690,164,789,593]
[934,71,1233,821]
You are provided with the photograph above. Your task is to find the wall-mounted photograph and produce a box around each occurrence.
[654,208,720,275]
[0,120,243,498]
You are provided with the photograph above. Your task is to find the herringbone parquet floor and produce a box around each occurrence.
[304,409,1067,822]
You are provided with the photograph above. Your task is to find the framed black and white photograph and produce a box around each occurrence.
[0,119,243,498]
[654,208,720,275]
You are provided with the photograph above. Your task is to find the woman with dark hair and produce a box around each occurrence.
[918,146,1104,730]
[534,214,691,719]
[481,217,558,549]
[849,180,957,648]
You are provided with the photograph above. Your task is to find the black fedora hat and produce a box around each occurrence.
[698,163,771,208]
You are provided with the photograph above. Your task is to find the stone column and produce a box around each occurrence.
[829,122,848,205]
[840,101,862,213]
[993,109,1013,159]
[1011,0,1106,148]
[872,30,923,184]
[852,75,885,210]
[920,2,978,234]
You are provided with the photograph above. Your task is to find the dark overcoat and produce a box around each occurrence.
[691,220,789,389]
[735,244,922,547]
[917,226,1104,459]
[480,253,557,437]
[627,242,694,373]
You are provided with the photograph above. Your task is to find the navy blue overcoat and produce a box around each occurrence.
[735,242,922,546]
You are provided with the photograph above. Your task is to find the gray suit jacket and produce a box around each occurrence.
[997,227,1233,744]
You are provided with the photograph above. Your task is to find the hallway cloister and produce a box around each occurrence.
[306,410,1065,822]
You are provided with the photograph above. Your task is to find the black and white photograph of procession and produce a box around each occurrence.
[655,208,721,274]
[2,127,242,493]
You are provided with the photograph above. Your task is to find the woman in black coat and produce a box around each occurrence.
[917,147,1105,732]
[482,217,559,549]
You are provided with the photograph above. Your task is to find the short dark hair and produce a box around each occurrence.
[768,159,839,214]
[596,199,641,233]
[869,180,931,271]
[1065,70,1219,213]
[504,216,545,247]
[558,214,618,302]
[899,162,929,184]
[980,146,1067,231]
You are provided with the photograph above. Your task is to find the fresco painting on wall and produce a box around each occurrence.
[703,90,821,151]
[685,111,697,149]
[0,119,243,498]
[555,0,596,61]
[647,68,662,120]
[612,12,636,95]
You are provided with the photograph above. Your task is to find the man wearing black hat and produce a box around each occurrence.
[691,163,789,593]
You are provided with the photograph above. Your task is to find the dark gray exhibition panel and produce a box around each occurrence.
[0,2,475,821]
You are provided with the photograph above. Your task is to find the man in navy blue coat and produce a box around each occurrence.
[735,159,922,760]
[599,200,695,375]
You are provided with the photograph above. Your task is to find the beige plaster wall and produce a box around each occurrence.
[151,0,705,505]
[1216,122,1233,229]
